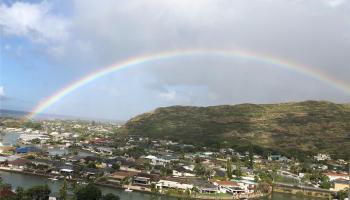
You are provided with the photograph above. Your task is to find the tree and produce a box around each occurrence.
[111,163,120,171]
[319,175,331,189]
[191,187,199,197]
[143,161,152,171]
[30,138,41,144]
[87,162,97,169]
[160,164,172,177]
[226,159,233,179]
[248,145,254,169]
[308,171,331,189]
[121,177,130,185]
[15,187,25,200]
[75,184,102,200]
[59,179,68,200]
[233,163,242,179]
[150,183,158,193]
[102,193,120,200]
[194,163,206,176]
[290,163,301,174]
[25,185,51,200]
[335,189,348,200]
[231,155,239,162]
[257,170,273,184]
[257,182,271,193]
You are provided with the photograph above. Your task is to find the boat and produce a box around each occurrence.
[48,177,58,182]
[124,188,133,192]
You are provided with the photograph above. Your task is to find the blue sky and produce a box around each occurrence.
[1,0,350,120]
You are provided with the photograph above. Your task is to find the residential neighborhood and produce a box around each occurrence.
[0,117,349,199]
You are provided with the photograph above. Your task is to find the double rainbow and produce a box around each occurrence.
[25,49,350,119]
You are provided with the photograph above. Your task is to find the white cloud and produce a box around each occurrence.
[0,1,69,43]
[324,0,345,7]
[0,86,4,97]
[158,90,177,101]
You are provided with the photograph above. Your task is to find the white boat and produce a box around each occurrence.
[124,188,133,192]
[48,177,58,181]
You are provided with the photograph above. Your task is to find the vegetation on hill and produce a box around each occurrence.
[120,101,350,160]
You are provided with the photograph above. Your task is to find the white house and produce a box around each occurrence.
[144,155,174,166]
[172,170,195,177]
[156,180,193,191]
[212,180,245,194]
[314,154,331,161]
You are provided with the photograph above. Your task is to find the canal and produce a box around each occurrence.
[0,171,324,200]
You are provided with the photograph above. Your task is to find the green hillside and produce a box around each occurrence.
[120,101,350,159]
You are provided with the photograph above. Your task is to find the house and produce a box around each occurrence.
[314,154,331,161]
[31,159,53,168]
[235,179,256,193]
[332,178,349,192]
[108,171,138,184]
[84,156,99,163]
[96,147,113,155]
[145,155,164,165]
[7,158,31,169]
[133,176,151,186]
[83,168,101,177]
[323,172,349,181]
[59,168,74,177]
[212,180,244,194]
[0,156,8,163]
[16,146,41,154]
[105,157,123,168]
[18,134,49,143]
[267,155,289,162]
[327,162,344,171]
[190,179,219,194]
[172,170,195,177]
[172,166,196,177]
[156,179,193,191]
[198,184,219,194]
[213,168,226,178]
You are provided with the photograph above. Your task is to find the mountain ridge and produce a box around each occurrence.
[120,101,350,159]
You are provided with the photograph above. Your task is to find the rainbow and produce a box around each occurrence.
[25,48,350,119]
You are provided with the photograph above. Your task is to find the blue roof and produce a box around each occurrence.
[16,147,40,153]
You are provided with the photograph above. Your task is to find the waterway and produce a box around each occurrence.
[0,171,324,200]
[0,132,21,146]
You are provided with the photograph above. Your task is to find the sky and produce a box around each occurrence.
[0,0,350,120]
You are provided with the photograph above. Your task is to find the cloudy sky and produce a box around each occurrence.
[1,0,349,120]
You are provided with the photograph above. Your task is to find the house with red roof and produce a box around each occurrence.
[7,158,31,169]
[323,172,349,181]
